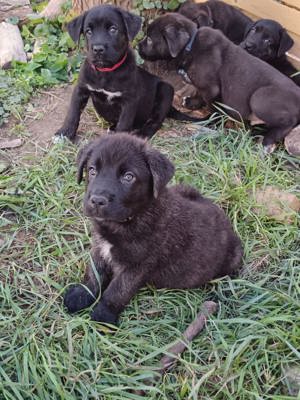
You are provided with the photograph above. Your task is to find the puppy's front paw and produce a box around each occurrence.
[91,301,119,325]
[182,96,204,110]
[64,284,95,314]
[263,143,277,155]
[54,127,76,142]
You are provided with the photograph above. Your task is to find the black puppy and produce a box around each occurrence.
[241,19,300,86]
[178,0,252,44]
[64,134,243,324]
[55,5,199,141]
[139,13,300,151]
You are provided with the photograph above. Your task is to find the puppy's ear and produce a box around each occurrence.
[163,25,190,57]
[67,12,87,44]
[277,29,294,57]
[117,8,142,41]
[145,148,175,198]
[243,21,255,40]
[77,143,92,184]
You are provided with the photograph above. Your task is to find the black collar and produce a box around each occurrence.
[184,29,198,52]
[177,29,198,81]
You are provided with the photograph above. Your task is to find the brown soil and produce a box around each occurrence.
[0,84,207,166]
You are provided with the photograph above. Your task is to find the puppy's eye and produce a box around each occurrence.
[109,26,118,34]
[89,167,96,177]
[121,172,135,184]
[264,39,271,45]
[86,28,92,36]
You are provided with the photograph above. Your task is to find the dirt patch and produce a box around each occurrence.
[0,83,208,166]
[0,84,105,165]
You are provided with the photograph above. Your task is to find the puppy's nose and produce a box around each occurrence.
[245,42,255,52]
[92,44,105,55]
[90,195,108,207]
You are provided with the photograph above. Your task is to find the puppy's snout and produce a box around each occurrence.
[244,42,256,52]
[90,195,108,207]
[92,44,105,55]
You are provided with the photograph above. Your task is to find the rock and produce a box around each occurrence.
[0,138,23,149]
[0,0,32,22]
[285,124,300,156]
[253,186,300,224]
[0,22,26,67]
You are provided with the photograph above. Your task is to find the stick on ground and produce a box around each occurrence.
[159,300,218,373]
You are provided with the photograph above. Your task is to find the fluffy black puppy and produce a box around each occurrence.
[139,13,300,151]
[241,19,300,86]
[64,134,243,324]
[178,0,252,44]
[55,5,199,141]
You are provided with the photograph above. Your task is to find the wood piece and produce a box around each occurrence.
[0,0,32,22]
[0,138,23,149]
[39,0,66,19]
[159,301,218,373]
[0,22,26,67]
[72,0,132,13]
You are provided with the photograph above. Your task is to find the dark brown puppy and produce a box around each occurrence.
[138,13,300,150]
[64,134,243,324]
[178,0,252,44]
[240,19,300,86]
[55,5,199,142]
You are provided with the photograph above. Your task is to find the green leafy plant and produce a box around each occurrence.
[0,16,81,126]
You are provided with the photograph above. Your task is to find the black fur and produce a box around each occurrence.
[139,13,300,149]
[178,0,252,44]
[55,5,203,142]
[240,19,300,86]
[64,134,243,324]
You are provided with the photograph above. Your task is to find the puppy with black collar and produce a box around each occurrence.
[139,13,300,152]
[55,5,201,141]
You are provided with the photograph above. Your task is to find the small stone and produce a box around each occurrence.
[285,125,300,156]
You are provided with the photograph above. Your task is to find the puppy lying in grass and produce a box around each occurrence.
[64,134,243,324]
[138,13,300,152]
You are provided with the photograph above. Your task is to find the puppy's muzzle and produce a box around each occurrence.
[92,44,105,56]
[89,195,109,208]
[241,41,256,53]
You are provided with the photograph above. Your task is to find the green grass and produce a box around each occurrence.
[0,126,299,399]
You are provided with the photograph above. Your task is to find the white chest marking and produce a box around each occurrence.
[100,239,113,264]
[86,84,122,102]
[95,232,113,264]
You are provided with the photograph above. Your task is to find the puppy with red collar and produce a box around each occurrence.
[55,5,202,141]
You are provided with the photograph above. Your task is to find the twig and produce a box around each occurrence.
[159,301,218,373]
[133,301,218,396]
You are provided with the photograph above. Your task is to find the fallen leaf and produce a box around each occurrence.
[285,124,300,156]
[252,186,300,224]
[0,138,23,149]
[283,366,300,396]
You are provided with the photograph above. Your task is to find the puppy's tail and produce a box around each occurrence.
[167,106,210,122]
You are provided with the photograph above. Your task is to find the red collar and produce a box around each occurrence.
[90,52,128,72]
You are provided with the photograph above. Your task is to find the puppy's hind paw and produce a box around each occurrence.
[64,284,96,314]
